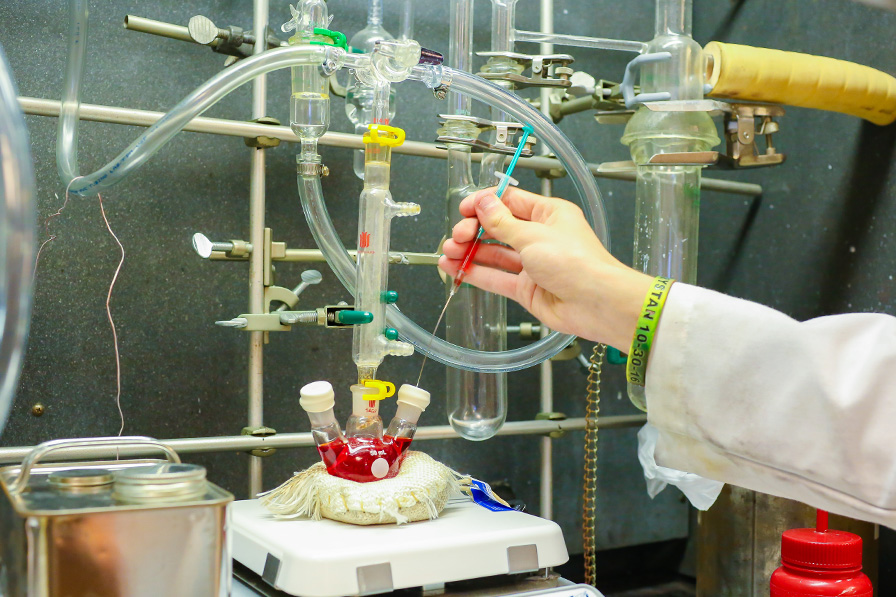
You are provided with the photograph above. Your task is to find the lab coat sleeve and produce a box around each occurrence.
[646,283,896,528]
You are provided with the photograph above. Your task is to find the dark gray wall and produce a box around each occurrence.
[1,0,894,569]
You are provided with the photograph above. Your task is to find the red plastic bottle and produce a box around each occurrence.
[770,510,873,597]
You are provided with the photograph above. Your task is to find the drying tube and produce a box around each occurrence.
[0,43,36,437]
[621,0,718,410]
[56,0,335,195]
[300,67,609,372]
[353,126,418,382]
[345,0,395,178]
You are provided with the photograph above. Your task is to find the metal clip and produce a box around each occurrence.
[244,116,282,149]
[718,104,786,168]
[436,115,537,155]
[241,426,277,457]
[477,51,575,89]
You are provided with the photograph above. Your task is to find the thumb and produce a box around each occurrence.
[474,192,539,249]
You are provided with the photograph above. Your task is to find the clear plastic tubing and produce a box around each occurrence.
[299,67,610,373]
[0,43,36,436]
[56,0,334,195]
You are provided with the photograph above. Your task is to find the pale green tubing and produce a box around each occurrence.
[301,67,611,373]
[57,0,611,372]
[0,42,36,436]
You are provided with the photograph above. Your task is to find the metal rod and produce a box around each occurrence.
[123,15,194,43]
[18,97,764,197]
[0,415,647,465]
[538,0,555,523]
[247,0,269,497]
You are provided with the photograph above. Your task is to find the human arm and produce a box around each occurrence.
[440,188,896,527]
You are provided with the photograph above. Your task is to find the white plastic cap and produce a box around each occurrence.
[396,384,430,412]
[299,381,335,413]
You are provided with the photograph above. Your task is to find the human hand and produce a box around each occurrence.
[438,187,653,350]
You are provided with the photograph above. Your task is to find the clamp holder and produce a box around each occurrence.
[477,51,575,89]
[719,104,786,168]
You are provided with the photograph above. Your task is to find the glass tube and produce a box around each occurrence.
[448,0,474,116]
[622,0,717,410]
[444,146,508,440]
[352,139,417,382]
[346,0,395,178]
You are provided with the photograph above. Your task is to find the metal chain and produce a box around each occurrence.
[582,343,606,587]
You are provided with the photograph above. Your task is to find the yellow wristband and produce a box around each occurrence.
[626,276,675,387]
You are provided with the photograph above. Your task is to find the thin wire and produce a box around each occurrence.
[33,177,81,281]
[97,194,126,437]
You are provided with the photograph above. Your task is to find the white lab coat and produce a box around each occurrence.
[646,283,896,528]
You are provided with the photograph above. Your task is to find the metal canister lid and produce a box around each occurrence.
[48,468,114,490]
[113,463,207,503]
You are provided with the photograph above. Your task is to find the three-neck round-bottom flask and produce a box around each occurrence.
[300,381,429,483]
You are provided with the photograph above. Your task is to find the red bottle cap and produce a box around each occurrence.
[781,528,863,571]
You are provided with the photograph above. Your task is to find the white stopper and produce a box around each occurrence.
[299,381,335,413]
[396,384,430,412]
[371,458,390,479]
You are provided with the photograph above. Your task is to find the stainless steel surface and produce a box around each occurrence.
[0,441,232,597]
[0,415,647,465]
[47,469,114,490]
[18,97,764,196]
[113,462,208,503]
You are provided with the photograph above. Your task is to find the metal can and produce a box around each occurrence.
[0,436,233,596]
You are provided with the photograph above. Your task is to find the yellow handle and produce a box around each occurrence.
[362,379,395,400]
[363,124,406,147]
[705,41,896,126]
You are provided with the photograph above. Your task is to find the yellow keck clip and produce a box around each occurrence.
[362,379,396,400]
[363,124,406,147]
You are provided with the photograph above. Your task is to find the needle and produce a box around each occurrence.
[417,124,534,386]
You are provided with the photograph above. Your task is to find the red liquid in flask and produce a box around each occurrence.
[320,437,399,482]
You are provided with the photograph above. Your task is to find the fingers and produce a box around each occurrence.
[458,186,566,223]
[442,239,523,273]
[438,255,522,299]
[465,191,543,249]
